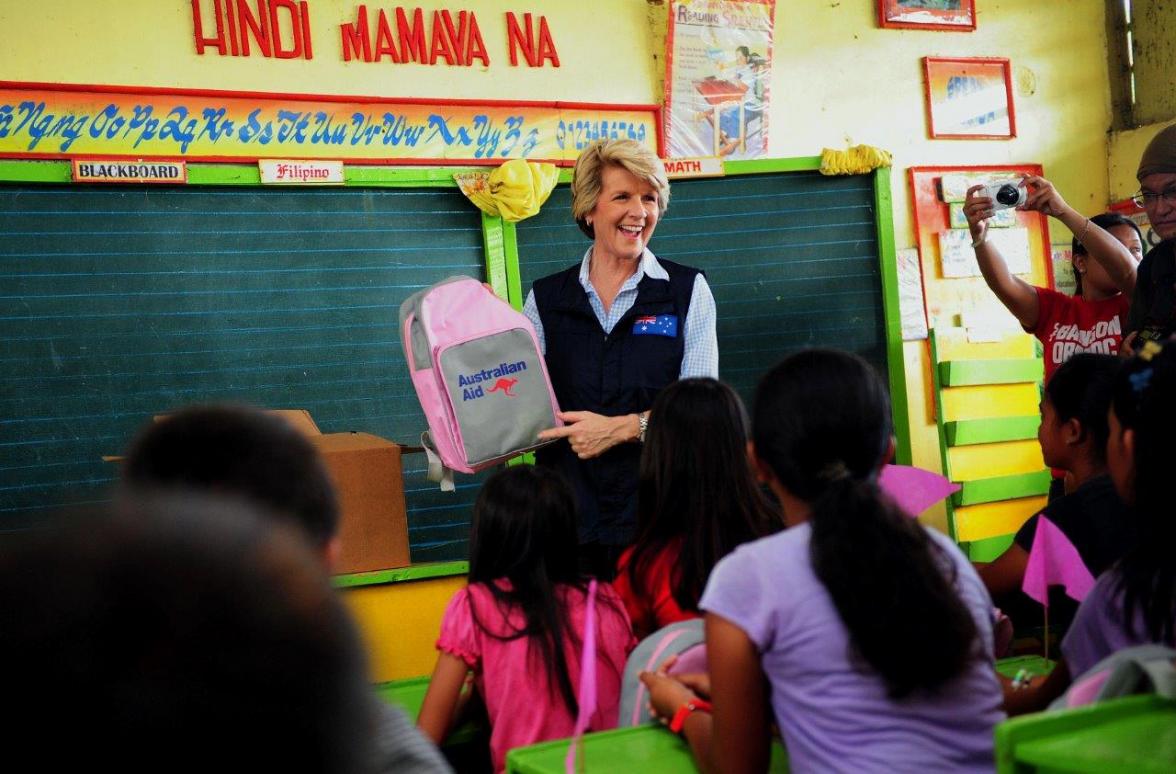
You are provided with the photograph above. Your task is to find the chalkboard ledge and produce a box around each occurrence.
[333,560,468,589]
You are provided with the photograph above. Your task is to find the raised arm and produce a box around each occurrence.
[964,185,1040,330]
[1022,175,1138,295]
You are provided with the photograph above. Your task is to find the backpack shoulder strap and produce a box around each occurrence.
[565,580,598,774]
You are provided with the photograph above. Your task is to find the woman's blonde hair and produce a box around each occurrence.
[571,139,670,238]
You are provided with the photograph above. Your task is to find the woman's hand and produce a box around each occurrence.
[963,185,993,244]
[639,670,699,724]
[1022,175,1075,220]
[537,411,638,459]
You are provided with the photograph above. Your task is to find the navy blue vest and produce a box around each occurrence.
[532,258,701,545]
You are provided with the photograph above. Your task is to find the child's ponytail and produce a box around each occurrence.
[808,473,979,698]
[754,350,980,698]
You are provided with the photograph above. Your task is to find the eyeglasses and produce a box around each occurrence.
[1131,188,1176,207]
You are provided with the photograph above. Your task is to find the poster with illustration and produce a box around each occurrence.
[665,0,775,159]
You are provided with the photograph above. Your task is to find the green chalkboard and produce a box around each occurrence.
[515,171,886,404]
[0,184,486,561]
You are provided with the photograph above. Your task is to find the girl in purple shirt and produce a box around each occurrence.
[642,350,1003,773]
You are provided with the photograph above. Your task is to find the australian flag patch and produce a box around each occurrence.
[632,314,678,337]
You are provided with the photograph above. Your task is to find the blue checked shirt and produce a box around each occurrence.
[522,248,719,379]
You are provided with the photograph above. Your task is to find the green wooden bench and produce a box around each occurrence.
[506,724,789,773]
[995,694,1176,773]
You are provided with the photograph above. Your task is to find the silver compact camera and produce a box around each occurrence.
[981,180,1027,211]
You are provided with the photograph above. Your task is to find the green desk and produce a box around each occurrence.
[375,676,481,746]
[996,695,1176,773]
[506,724,789,773]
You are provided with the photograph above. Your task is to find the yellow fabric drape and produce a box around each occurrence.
[819,145,893,176]
[454,159,560,222]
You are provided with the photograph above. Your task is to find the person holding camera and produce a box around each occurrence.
[963,175,1142,383]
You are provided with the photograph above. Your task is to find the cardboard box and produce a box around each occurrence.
[311,432,411,574]
[265,409,322,437]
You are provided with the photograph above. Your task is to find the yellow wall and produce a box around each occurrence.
[342,574,466,682]
[1109,121,1172,201]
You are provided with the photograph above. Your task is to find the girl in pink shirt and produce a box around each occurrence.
[417,466,636,772]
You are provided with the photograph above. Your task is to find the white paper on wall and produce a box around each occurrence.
[939,229,979,278]
[896,248,929,341]
[939,226,1031,278]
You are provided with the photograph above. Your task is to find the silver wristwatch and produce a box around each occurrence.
[638,412,649,443]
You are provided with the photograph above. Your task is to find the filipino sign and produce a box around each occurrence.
[664,0,775,160]
[71,159,188,183]
[259,159,344,183]
[0,85,657,164]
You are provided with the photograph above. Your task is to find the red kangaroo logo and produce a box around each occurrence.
[486,377,519,397]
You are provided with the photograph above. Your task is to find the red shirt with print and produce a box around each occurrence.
[1032,287,1129,382]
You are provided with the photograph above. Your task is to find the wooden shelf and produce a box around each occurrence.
[938,358,1044,386]
[946,415,1041,446]
[952,470,1052,507]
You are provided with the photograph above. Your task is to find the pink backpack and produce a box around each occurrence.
[399,276,561,489]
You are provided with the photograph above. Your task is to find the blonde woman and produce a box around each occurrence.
[525,138,718,579]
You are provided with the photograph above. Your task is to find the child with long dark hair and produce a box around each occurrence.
[641,350,1003,772]
[1008,341,1176,712]
[976,354,1130,628]
[417,466,635,772]
[613,378,780,638]
[1094,342,1176,659]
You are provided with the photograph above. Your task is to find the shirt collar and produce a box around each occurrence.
[577,248,668,293]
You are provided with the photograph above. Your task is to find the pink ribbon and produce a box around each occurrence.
[565,579,598,774]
